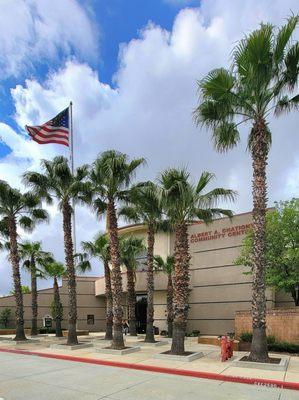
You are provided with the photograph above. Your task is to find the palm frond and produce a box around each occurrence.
[283,42,299,89]
[212,122,240,152]
[195,172,215,194]
[274,15,298,66]
[19,216,34,232]
[275,94,299,115]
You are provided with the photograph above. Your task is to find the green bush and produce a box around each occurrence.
[0,308,12,328]
[239,331,299,353]
[239,332,252,342]
[39,328,57,334]
[266,335,276,345]
[268,341,299,354]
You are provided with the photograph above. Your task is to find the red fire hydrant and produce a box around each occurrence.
[220,335,234,362]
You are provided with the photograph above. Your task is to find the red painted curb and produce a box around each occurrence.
[0,347,298,391]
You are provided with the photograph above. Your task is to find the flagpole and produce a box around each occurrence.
[69,101,77,255]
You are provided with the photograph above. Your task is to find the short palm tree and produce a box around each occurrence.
[120,182,163,343]
[120,236,146,336]
[154,255,174,338]
[194,16,299,362]
[81,233,113,340]
[0,180,48,340]
[43,261,66,337]
[19,241,53,336]
[90,150,145,349]
[160,169,235,355]
[23,156,91,345]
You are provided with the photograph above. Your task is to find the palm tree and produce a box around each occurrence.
[81,233,113,339]
[19,241,53,336]
[120,236,146,336]
[160,169,235,355]
[120,182,163,343]
[194,16,299,362]
[154,255,174,338]
[23,156,91,345]
[0,180,48,340]
[89,150,145,350]
[44,261,66,337]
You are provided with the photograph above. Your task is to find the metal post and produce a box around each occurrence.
[69,101,77,254]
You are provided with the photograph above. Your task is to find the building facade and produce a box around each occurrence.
[0,211,293,335]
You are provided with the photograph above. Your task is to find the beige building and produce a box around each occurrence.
[0,211,293,335]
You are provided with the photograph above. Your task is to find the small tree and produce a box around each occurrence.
[81,233,113,340]
[19,241,53,335]
[10,285,31,295]
[235,199,299,306]
[44,261,66,337]
[0,308,12,328]
[0,180,48,340]
[120,181,163,343]
[120,236,146,336]
[154,255,174,337]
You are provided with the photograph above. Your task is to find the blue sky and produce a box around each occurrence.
[0,0,298,293]
[0,0,197,155]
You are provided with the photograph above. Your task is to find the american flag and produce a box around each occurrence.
[25,107,70,147]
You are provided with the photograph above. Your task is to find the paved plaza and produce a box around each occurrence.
[0,351,298,400]
[0,334,298,399]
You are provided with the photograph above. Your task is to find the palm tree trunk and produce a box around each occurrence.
[127,267,137,336]
[248,117,270,363]
[62,202,78,346]
[53,276,63,337]
[30,256,38,336]
[167,272,173,338]
[145,222,155,343]
[104,261,113,340]
[291,286,299,306]
[8,216,26,341]
[171,222,190,355]
[107,198,125,349]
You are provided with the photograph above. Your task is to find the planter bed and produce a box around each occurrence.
[233,354,290,371]
[154,350,204,362]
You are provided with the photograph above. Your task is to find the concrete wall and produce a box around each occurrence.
[235,308,299,344]
[0,276,105,332]
[186,212,276,335]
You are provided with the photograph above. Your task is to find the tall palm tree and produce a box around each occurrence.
[194,16,299,362]
[81,233,113,339]
[160,169,235,355]
[44,261,66,337]
[120,182,163,343]
[120,236,146,336]
[89,150,145,349]
[19,241,53,336]
[154,255,174,338]
[0,181,48,340]
[23,156,91,345]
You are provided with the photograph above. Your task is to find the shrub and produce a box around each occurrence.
[266,335,276,345]
[239,332,252,342]
[0,308,12,328]
[39,328,57,334]
[268,341,299,354]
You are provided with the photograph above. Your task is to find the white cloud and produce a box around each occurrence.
[0,0,98,78]
[0,0,299,293]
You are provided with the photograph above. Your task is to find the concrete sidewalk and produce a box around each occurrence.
[1,334,297,383]
[0,351,298,400]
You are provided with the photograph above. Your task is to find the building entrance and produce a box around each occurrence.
[135,294,147,334]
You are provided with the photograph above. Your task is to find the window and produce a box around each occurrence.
[87,314,94,325]
[136,251,147,271]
